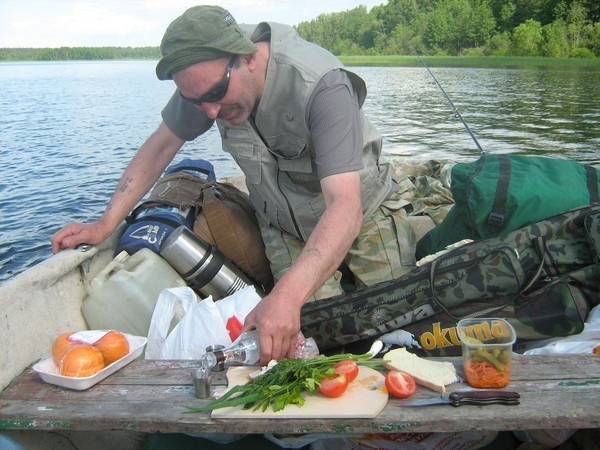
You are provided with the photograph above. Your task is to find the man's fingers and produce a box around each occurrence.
[258,329,272,365]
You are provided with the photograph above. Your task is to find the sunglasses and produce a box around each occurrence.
[179,56,237,105]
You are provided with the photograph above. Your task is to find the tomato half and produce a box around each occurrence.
[333,359,359,383]
[385,371,417,399]
[318,373,349,398]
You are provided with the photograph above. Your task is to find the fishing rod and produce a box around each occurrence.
[413,49,485,155]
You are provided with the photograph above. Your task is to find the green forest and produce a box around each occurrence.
[0,46,160,62]
[297,0,600,57]
[1,0,599,61]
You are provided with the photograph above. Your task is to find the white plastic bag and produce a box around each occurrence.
[514,304,600,449]
[215,286,262,341]
[523,304,600,355]
[145,287,230,359]
[145,286,262,360]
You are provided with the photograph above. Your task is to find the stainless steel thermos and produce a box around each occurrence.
[160,226,259,300]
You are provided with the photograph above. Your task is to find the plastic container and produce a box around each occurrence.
[33,333,147,390]
[82,249,187,337]
[457,317,516,388]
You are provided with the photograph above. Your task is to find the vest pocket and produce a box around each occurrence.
[275,153,313,174]
[267,132,307,160]
[221,129,262,185]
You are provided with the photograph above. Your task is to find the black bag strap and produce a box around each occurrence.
[428,256,513,321]
[487,154,512,233]
[586,164,599,204]
[428,236,556,319]
[127,201,173,221]
[125,208,184,229]
[517,236,554,295]
[584,212,600,261]
[486,159,598,231]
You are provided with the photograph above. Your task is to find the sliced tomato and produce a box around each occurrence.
[385,370,417,399]
[318,373,349,398]
[333,359,359,383]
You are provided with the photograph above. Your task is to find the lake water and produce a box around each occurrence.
[1,60,599,283]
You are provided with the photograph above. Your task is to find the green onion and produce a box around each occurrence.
[184,352,383,413]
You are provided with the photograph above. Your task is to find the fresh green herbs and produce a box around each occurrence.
[184,352,382,414]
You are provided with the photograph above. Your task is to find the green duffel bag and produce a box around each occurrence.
[416,154,600,259]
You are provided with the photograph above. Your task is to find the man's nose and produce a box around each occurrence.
[197,102,220,119]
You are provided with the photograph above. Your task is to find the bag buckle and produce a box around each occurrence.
[487,212,505,230]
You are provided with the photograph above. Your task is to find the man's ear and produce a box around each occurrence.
[243,52,258,72]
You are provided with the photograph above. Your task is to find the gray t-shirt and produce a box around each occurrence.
[161,68,363,180]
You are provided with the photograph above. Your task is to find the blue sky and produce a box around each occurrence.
[0,0,384,48]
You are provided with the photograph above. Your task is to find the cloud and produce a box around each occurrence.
[0,0,384,48]
[1,0,174,47]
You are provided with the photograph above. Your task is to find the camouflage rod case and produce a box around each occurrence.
[300,204,600,356]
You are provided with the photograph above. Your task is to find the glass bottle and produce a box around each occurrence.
[200,329,319,370]
[201,329,260,370]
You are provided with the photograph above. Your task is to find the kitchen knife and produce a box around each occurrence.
[395,389,520,407]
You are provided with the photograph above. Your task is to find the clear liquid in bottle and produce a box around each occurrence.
[200,329,260,370]
[200,329,317,370]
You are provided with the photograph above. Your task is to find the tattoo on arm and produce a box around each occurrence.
[117,177,133,193]
[305,247,322,260]
[105,176,133,215]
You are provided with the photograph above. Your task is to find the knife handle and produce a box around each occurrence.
[449,390,520,407]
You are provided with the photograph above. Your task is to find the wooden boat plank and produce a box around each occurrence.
[1,354,599,434]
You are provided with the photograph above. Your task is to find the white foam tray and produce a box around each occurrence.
[32,334,147,390]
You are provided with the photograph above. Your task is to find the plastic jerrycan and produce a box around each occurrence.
[82,248,187,337]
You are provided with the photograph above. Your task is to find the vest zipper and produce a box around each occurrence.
[277,170,304,239]
[246,116,304,237]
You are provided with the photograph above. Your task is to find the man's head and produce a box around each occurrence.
[156,5,258,81]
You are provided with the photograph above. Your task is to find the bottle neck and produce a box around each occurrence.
[214,350,226,364]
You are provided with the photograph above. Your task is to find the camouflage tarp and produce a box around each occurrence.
[300,204,599,356]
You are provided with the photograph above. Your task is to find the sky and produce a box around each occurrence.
[0,0,385,48]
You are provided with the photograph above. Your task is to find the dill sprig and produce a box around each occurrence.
[184,352,383,414]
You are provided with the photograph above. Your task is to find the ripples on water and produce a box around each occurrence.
[1,61,599,282]
[355,66,600,163]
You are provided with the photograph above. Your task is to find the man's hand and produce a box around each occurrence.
[50,122,185,254]
[243,171,364,364]
[243,290,301,365]
[51,221,113,253]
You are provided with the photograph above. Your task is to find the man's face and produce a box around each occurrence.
[173,56,256,125]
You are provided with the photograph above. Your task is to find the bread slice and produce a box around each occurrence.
[383,348,458,393]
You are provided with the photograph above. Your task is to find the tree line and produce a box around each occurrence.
[296,0,600,57]
[2,0,599,61]
[0,47,160,61]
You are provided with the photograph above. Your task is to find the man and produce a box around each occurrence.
[51,5,416,364]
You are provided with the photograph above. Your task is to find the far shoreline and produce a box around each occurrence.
[2,51,600,70]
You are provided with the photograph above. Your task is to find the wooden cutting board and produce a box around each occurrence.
[212,366,388,419]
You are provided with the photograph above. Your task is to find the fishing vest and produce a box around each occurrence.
[217,22,392,241]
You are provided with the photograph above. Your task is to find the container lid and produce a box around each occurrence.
[457,317,516,345]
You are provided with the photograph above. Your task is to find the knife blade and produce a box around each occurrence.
[395,389,520,407]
